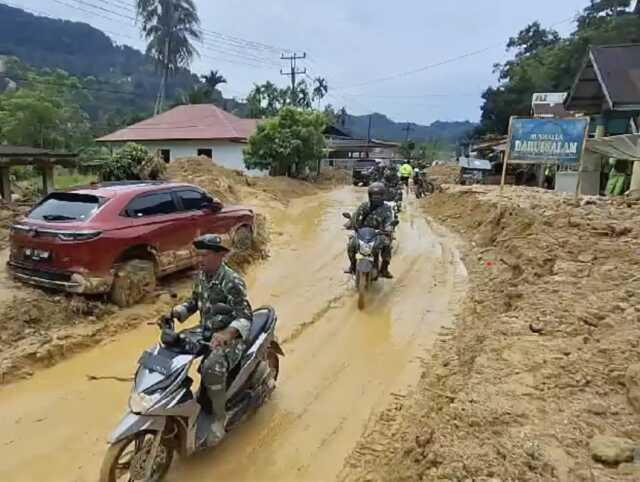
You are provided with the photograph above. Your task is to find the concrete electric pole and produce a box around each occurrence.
[280,52,307,106]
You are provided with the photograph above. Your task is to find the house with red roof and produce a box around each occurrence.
[96,104,259,171]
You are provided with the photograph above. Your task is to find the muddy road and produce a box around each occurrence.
[0,187,466,482]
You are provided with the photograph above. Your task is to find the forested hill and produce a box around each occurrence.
[344,112,475,143]
[0,3,197,116]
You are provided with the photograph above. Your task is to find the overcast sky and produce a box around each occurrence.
[20,0,590,125]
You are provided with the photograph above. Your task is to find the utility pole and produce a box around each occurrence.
[402,123,415,142]
[367,115,373,141]
[280,52,307,106]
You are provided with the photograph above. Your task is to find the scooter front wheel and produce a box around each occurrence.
[357,271,367,310]
[99,431,174,482]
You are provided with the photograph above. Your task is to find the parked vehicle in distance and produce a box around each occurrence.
[457,157,493,185]
[352,160,380,186]
[8,181,255,306]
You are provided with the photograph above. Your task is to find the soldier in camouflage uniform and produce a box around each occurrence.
[170,234,252,444]
[345,182,395,278]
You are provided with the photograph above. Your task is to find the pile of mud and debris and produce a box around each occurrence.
[0,201,28,250]
[427,163,459,185]
[167,157,322,208]
[341,185,640,482]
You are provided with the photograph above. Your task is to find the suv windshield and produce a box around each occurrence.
[29,193,103,222]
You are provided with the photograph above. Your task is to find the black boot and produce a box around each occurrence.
[380,260,393,279]
[344,259,356,274]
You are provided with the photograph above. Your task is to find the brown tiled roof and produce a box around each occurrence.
[97,104,259,142]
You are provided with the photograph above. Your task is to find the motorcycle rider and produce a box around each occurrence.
[168,234,252,445]
[345,182,395,279]
[399,160,413,190]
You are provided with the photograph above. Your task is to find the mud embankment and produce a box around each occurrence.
[341,186,640,482]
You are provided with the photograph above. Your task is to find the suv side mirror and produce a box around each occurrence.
[342,212,352,219]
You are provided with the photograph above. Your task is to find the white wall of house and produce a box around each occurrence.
[107,139,249,171]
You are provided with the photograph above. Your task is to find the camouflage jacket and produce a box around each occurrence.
[384,170,400,188]
[352,202,394,232]
[173,263,253,341]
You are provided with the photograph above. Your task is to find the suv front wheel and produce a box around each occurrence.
[110,259,156,308]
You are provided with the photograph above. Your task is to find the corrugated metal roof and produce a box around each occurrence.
[96,104,259,142]
[591,45,640,109]
[566,44,640,112]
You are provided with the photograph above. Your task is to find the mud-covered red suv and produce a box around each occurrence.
[8,181,254,306]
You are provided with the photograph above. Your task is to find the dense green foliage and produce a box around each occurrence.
[0,3,199,129]
[399,140,452,164]
[0,61,91,149]
[244,107,326,176]
[246,78,328,118]
[478,1,640,135]
[99,143,166,181]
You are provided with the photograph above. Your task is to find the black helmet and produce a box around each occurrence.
[368,182,386,207]
[193,234,230,253]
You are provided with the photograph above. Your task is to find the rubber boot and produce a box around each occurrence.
[380,260,394,279]
[344,259,356,274]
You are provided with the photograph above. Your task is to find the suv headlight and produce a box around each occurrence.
[129,392,154,414]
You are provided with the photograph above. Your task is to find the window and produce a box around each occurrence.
[160,149,171,163]
[176,189,208,211]
[197,148,213,159]
[29,193,103,222]
[126,192,177,217]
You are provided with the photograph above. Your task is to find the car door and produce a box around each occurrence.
[174,188,218,266]
[124,191,196,274]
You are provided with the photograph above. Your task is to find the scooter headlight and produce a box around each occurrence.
[129,392,154,414]
[359,242,373,256]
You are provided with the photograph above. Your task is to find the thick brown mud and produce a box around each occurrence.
[0,187,466,482]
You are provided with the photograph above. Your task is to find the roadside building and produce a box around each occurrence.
[323,125,399,169]
[565,44,640,194]
[96,104,259,171]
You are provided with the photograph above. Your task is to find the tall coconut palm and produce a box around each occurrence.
[312,76,328,107]
[136,0,201,114]
[202,70,227,92]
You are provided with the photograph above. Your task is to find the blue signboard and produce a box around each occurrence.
[508,117,589,164]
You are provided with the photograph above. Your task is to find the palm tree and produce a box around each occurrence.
[312,76,328,107]
[202,70,227,92]
[136,0,201,114]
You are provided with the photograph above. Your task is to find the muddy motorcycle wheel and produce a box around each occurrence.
[356,271,367,310]
[424,181,435,194]
[99,431,174,482]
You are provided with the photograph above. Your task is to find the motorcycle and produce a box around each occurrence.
[414,173,435,199]
[99,304,283,482]
[343,213,397,310]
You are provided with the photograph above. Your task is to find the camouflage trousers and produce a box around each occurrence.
[201,337,246,419]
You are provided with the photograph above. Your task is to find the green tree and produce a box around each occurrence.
[201,70,226,91]
[244,107,326,176]
[312,76,328,106]
[477,1,640,135]
[99,142,166,181]
[136,0,201,114]
[0,67,91,149]
[399,140,417,159]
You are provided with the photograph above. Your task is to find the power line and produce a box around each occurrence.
[333,15,578,92]
[21,0,281,70]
